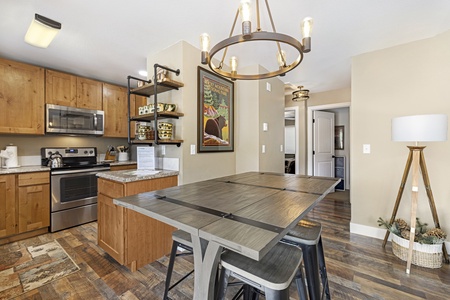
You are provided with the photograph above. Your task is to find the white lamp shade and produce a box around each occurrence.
[392,114,448,142]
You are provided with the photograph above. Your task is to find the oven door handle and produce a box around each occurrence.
[52,167,110,175]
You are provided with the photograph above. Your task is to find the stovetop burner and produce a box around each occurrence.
[41,147,110,170]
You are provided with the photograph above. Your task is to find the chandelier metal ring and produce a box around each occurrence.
[208,31,304,80]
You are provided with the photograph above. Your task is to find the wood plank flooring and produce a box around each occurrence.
[1,194,449,299]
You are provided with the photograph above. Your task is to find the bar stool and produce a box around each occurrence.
[163,230,194,300]
[216,242,308,300]
[282,219,330,300]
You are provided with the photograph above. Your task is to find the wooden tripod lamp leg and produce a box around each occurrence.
[406,150,420,274]
[383,149,414,248]
[418,151,449,263]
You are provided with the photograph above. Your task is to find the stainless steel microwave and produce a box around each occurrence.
[46,104,104,136]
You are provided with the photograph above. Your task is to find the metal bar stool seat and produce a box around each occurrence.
[163,230,194,300]
[217,242,308,300]
[282,219,330,300]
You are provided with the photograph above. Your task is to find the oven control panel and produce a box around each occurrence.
[41,147,97,158]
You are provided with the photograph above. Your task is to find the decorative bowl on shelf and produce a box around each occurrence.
[158,122,173,130]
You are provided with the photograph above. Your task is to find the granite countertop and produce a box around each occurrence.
[97,169,179,183]
[0,165,50,175]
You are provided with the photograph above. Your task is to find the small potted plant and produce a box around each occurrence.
[378,217,447,268]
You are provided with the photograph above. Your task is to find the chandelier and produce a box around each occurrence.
[200,0,313,80]
[292,86,309,101]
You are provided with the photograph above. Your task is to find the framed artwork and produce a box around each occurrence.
[335,125,344,150]
[197,66,234,152]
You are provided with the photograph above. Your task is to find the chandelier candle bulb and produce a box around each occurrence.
[240,0,252,36]
[301,17,313,52]
[200,33,210,64]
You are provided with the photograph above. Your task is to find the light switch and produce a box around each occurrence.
[262,145,266,153]
[263,123,268,131]
[266,82,271,92]
[280,145,284,152]
[363,144,371,154]
[190,144,196,155]
[161,145,166,156]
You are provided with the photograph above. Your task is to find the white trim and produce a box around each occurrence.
[307,102,351,175]
[284,106,300,174]
[350,222,450,250]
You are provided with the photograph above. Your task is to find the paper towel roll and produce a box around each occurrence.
[4,145,18,168]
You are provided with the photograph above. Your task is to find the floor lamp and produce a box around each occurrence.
[382,114,448,274]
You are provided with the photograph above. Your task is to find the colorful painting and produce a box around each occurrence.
[197,67,234,152]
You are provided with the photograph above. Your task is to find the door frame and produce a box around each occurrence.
[284,106,300,174]
[307,102,351,176]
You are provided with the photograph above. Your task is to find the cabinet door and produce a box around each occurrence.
[0,175,16,238]
[17,172,50,233]
[77,77,103,110]
[0,58,45,134]
[103,83,128,137]
[45,70,77,107]
[97,193,125,264]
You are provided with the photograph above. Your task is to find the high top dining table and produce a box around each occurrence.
[113,172,340,299]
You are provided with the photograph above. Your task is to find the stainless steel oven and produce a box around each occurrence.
[41,147,110,232]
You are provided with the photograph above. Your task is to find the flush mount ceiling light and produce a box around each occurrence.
[24,14,61,48]
[200,0,313,80]
[292,86,309,101]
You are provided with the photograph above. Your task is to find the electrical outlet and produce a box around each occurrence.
[280,145,283,152]
[262,145,266,153]
[190,144,196,155]
[263,123,268,131]
[266,82,271,92]
[161,145,166,156]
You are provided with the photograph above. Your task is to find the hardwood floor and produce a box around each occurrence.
[1,196,449,300]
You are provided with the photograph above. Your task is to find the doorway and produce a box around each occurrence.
[284,107,300,174]
[308,103,351,191]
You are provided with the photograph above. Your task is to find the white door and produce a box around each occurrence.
[313,111,335,177]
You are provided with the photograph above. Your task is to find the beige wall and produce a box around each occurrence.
[0,135,127,157]
[351,30,450,236]
[237,66,285,173]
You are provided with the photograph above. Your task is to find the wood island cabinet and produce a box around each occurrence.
[0,58,45,135]
[46,69,103,110]
[0,172,50,245]
[97,175,177,271]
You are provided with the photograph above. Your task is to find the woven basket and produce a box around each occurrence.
[391,234,443,268]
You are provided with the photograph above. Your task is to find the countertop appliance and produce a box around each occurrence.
[41,147,110,232]
[46,104,104,136]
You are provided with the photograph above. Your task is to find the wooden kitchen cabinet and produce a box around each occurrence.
[103,83,147,138]
[0,58,45,135]
[97,175,177,271]
[17,172,50,233]
[103,83,130,138]
[45,69,77,107]
[0,175,16,238]
[46,69,103,110]
[0,172,50,245]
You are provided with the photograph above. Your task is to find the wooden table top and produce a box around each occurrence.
[113,172,340,261]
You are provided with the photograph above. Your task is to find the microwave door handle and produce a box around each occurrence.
[93,113,98,130]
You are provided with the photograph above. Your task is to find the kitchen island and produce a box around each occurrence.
[96,169,178,271]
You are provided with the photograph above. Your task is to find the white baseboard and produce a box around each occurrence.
[350,222,450,250]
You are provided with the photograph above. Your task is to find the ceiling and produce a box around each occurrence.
[1,0,450,94]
